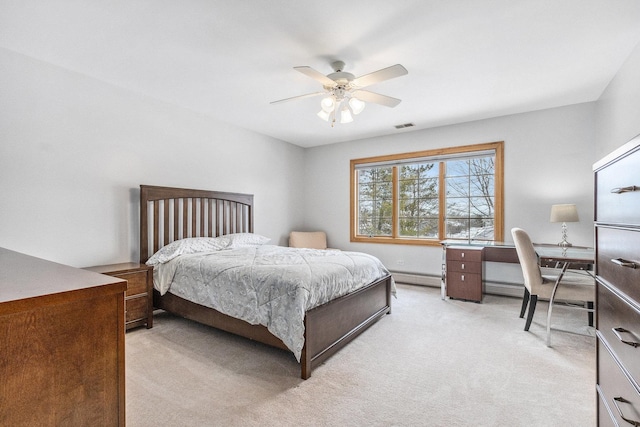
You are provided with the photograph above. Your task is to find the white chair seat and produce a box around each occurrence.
[540,273,594,301]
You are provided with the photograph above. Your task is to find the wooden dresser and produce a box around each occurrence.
[85,262,153,330]
[594,135,640,426]
[0,248,126,426]
[445,246,484,302]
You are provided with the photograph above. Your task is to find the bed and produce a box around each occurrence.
[139,185,393,379]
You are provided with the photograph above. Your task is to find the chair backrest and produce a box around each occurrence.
[511,228,543,292]
[289,231,328,249]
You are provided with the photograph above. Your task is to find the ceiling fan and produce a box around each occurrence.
[271,60,408,126]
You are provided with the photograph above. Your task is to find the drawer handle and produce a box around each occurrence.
[613,327,640,348]
[610,185,638,194]
[611,258,637,269]
[613,397,640,426]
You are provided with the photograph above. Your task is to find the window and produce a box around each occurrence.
[351,141,503,246]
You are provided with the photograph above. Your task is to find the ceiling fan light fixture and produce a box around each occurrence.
[349,97,365,115]
[317,109,331,121]
[320,96,336,113]
[340,106,353,124]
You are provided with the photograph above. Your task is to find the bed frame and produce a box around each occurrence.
[139,185,392,379]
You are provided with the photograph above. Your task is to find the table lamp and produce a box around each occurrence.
[550,204,579,247]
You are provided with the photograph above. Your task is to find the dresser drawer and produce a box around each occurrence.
[595,145,640,224]
[447,260,482,274]
[446,248,483,262]
[117,270,149,296]
[596,386,618,427]
[597,282,640,385]
[596,226,640,302]
[598,338,640,427]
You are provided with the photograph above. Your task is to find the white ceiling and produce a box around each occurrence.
[2,1,640,148]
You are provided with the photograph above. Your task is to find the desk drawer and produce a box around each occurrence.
[597,282,640,385]
[446,272,482,301]
[447,260,482,274]
[446,248,483,262]
[595,145,640,224]
[598,338,640,427]
[596,226,640,302]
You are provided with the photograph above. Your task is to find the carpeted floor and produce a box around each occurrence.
[126,284,595,426]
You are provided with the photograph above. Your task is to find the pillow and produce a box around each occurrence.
[146,236,230,266]
[225,233,271,248]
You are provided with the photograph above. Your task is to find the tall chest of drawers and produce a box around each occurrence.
[594,135,640,426]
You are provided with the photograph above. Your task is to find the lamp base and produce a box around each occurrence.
[557,222,572,248]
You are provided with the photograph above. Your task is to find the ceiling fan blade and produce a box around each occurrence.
[294,66,337,87]
[352,64,408,88]
[352,90,402,108]
[270,91,326,104]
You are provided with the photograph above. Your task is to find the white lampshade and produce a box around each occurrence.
[550,204,579,223]
[349,97,365,115]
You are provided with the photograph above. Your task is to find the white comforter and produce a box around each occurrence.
[153,245,395,361]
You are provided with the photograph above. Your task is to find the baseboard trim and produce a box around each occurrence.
[390,271,524,298]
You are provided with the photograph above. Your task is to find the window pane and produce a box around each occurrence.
[444,154,495,240]
[446,218,470,239]
[398,163,438,238]
[446,159,469,177]
[357,167,393,236]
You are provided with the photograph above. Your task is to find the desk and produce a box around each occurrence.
[440,241,594,300]
[441,241,595,345]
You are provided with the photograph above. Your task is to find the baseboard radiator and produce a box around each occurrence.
[390,271,524,298]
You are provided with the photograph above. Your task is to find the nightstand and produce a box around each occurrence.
[85,262,153,330]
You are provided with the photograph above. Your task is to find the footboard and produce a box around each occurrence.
[301,274,392,379]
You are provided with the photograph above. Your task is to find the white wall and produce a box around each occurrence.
[303,103,596,277]
[595,41,640,158]
[0,49,305,267]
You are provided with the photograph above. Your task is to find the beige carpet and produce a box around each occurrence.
[126,284,595,426]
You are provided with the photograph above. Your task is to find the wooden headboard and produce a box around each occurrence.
[139,185,254,263]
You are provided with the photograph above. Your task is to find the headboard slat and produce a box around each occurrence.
[153,200,160,255]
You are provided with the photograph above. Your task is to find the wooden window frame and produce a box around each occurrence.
[350,141,504,246]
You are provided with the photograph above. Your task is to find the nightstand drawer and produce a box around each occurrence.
[126,295,148,323]
[118,270,148,296]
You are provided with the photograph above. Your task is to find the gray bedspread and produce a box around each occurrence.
[153,245,395,361]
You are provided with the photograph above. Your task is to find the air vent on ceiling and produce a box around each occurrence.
[394,123,415,129]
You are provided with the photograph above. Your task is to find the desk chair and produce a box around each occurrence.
[289,231,328,249]
[511,228,594,345]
